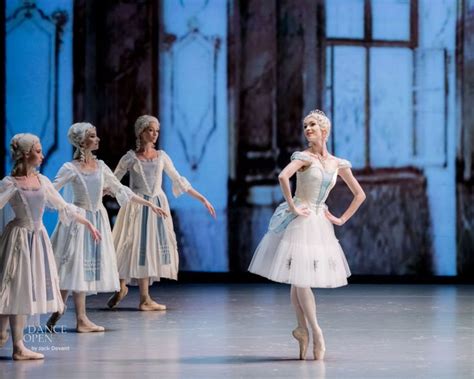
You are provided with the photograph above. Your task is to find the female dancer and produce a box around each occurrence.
[0,133,101,360]
[46,123,166,332]
[107,115,216,311]
[249,110,366,360]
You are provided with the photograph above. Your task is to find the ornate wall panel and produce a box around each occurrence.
[5,0,72,232]
[160,0,228,271]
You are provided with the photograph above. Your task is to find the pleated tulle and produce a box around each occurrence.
[249,210,351,288]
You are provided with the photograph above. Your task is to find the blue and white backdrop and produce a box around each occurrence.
[3,0,471,277]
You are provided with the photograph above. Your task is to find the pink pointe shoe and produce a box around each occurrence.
[292,327,309,360]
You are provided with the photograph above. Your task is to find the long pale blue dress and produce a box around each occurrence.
[50,160,134,294]
[112,150,191,285]
[0,175,78,315]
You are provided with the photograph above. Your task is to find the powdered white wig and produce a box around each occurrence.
[10,133,40,175]
[67,122,95,160]
[134,115,159,150]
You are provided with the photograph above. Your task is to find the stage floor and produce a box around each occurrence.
[1,283,473,378]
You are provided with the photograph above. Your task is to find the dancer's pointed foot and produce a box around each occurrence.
[12,345,44,361]
[76,317,105,333]
[313,326,326,360]
[107,286,128,309]
[139,298,166,311]
[292,327,309,360]
[46,305,67,331]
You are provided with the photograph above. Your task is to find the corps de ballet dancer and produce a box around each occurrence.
[107,115,216,311]
[46,123,166,332]
[0,133,101,360]
[249,110,366,360]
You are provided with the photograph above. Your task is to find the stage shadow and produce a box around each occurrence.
[0,355,45,366]
[103,307,171,317]
[178,355,309,364]
[103,307,149,312]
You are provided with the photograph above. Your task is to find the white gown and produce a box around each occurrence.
[249,151,352,288]
[112,150,191,285]
[50,160,134,294]
[0,175,78,315]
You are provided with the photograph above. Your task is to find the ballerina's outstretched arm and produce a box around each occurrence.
[184,188,216,219]
[102,163,168,218]
[162,151,216,219]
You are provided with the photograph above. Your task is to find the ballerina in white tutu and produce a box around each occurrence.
[249,110,366,360]
[46,123,166,333]
[0,133,101,360]
[107,115,216,311]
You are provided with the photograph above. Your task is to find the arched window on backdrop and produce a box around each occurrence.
[228,0,457,276]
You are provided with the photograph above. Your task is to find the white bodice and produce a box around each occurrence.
[21,187,46,223]
[54,160,134,211]
[138,158,159,194]
[0,175,79,231]
[81,169,102,208]
[291,152,352,206]
[114,150,191,198]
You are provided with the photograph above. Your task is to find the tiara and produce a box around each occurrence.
[308,109,327,118]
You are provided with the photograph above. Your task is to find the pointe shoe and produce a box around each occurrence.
[46,305,67,331]
[313,328,326,360]
[12,348,44,361]
[139,300,167,311]
[107,286,128,309]
[313,343,326,360]
[292,327,309,360]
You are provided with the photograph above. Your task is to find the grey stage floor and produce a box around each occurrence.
[0,283,473,379]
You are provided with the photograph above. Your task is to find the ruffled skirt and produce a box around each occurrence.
[249,203,351,288]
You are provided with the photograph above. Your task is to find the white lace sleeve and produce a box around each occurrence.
[0,177,17,234]
[161,151,191,197]
[42,175,82,225]
[53,162,76,191]
[114,151,133,181]
[0,177,17,210]
[102,162,134,206]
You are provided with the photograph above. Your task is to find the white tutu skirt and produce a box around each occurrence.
[0,223,64,315]
[249,204,351,288]
[113,192,179,286]
[51,206,120,294]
